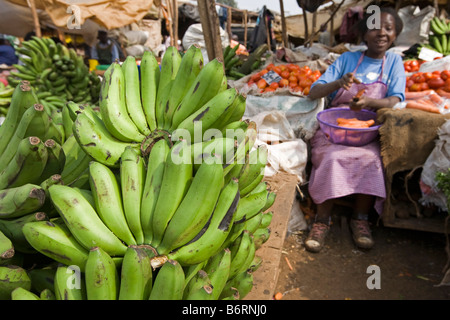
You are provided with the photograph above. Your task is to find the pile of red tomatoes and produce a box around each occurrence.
[403,59,424,73]
[246,63,322,95]
[406,70,450,93]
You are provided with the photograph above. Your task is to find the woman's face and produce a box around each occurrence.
[364,12,397,58]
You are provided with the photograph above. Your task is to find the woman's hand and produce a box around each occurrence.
[338,72,358,90]
[349,95,371,111]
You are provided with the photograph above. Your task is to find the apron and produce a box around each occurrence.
[331,52,387,109]
[308,52,387,214]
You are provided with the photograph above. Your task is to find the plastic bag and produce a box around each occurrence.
[419,119,450,211]
[394,91,450,115]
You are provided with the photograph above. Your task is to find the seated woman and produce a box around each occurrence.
[305,7,406,253]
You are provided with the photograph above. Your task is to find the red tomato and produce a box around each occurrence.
[409,83,421,92]
[441,70,450,81]
[269,82,279,90]
[420,82,429,91]
[257,79,267,89]
[423,72,433,81]
[411,73,425,83]
[427,78,445,89]
[281,70,290,79]
[406,79,414,88]
[278,78,289,88]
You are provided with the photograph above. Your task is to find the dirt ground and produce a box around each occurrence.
[273,199,450,300]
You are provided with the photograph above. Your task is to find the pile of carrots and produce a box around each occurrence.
[336,118,376,128]
[404,90,448,114]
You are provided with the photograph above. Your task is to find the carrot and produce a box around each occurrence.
[436,88,450,99]
[405,90,435,100]
[336,118,375,128]
[428,93,444,105]
[353,88,366,102]
[337,117,358,124]
[405,101,440,114]
[416,98,438,107]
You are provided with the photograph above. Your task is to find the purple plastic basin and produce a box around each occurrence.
[316,108,381,147]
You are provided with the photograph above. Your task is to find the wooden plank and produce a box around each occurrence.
[244,172,298,300]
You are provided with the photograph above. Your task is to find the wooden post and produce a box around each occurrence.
[244,10,248,48]
[302,6,309,42]
[165,2,174,47]
[172,0,178,48]
[197,0,224,62]
[207,0,224,61]
[279,0,288,48]
[227,7,232,40]
[28,0,42,37]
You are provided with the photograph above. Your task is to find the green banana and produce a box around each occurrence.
[151,141,193,247]
[228,230,252,279]
[1,136,48,189]
[61,133,92,185]
[431,35,443,53]
[118,245,153,300]
[259,211,274,228]
[11,287,40,300]
[238,145,268,196]
[174,88,238,142]
[148,259,185,300]
[162,44,204,130]
[122,56,151,136]
[0,230,14,261]
[253,226,271,250]
[183,269,213,300]
[203,248,232,300]
[120,146,145,245]
[190,137,237,171]
[183,261,206,287]
[85,246,119,300]
[39,139,66,182]
[220,287,240,300]
[54,265,86,300]
[220,270,253,300]
[73,112,139,168]
[49,184,128,256]
[166,178,239,265]
[0,183,45,219]
[170,58,226,131]
[262,190,276,211]
[243,210,263,235]
[0,265,32,300]
[209,92,246,131]
[22,220,89,271]
[89,161,136,246]
[27,267,56,294]
[0,211,48,254]
[140,51,160,131]
[99,63,146,142]
[234,187,270,223]
[0,103,46,171]
[140,138,171,244]
[157,46,182,103]
[40,288,56,300]
[156,161,224,255]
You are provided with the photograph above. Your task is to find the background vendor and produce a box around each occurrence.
[91,30,120,65]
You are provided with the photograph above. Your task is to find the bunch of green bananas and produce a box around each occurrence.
[0,46,277,300]
[0,81,94,273]
[0,82,14,116]
[14,131,274,300]
[70,45,247,168]
[8,36,100,110]
[428,17,450,55]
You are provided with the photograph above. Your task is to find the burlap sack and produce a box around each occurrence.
[377,108,450,218]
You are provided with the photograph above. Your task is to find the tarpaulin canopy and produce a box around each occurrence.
[0,0,159,45]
